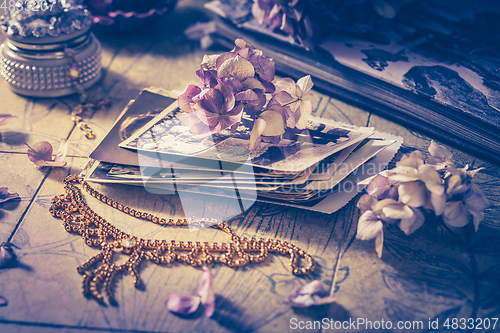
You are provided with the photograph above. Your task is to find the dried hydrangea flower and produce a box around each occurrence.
[388,164,445,215]
[179,38,312,150]
[444,192,489,230]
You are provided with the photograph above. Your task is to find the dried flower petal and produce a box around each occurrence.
[218,55,255,82]
[296,75,313,96]
[446,175,468,195]
[398,181,428,207]
[0,242,18,268]
[428,140,452,161]
[417,164,444,195]
[248,54,275,82]
[249,102,286,150]
[284,280,336,307]
[201,54,218,72]
[357,194,377,212]
[397,157,423,168]
[273,76,313,129]
[356,211,383,240]
[235,88,267,112]
[0,114,16,126]
[399,207,425,235]
[0,187,19,203]
[367,174,391,197]
[274,78,297,97]
[430,192,446,216]
[444,201,469,228]
[198,266,215,317]
[249,118,267,151]
[241,77,266,91]
[177,84,201,113]
[470,182,489,206]
[0,295,7,306]
[54,139,68,163]
[467,167,484,178]
[26,141,53,166]
[408,151,425,160]
[26,140,68,167]
[465,192,489,214]
[165,293,201,315]
[196,68,218,89]
[258,104,286,136]
[378,201,414,221]
[387,165,419,182]
[216,52,237,70]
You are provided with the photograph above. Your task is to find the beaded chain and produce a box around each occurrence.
[64,48,111,140]
[50,175,316,304]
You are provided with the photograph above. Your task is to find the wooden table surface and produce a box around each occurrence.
[1,1,499,332]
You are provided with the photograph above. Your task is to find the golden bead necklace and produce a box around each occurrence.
[50,175,316,304]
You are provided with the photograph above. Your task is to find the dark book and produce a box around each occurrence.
[206,1,500,165]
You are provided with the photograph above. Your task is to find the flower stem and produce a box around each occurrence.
[465,222,480,321]
[282,99,300,107]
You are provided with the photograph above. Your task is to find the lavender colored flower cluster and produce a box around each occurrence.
[178,38,313,150]
[251,0,414,49]
[356,141,490,258]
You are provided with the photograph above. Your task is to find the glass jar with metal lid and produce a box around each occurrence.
[0,0,102,97]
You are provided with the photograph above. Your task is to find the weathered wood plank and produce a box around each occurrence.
[0,153,358,332]
[313,96,370,127]
[327,114,500,328]
[0,153,51,241]
[0,80,77,155]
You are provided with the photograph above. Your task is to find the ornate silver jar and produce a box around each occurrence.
[0,0,102,97]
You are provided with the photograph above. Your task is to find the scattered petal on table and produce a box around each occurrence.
[26,140,67,167]
[285,280,336,307]
[165,293,201,315]
[198,266,215,317]
[0,295,7,306]
[54,138,69,163]
[0,187,19,203]
[0,114,16,126]
[0,242,18,268]
[26,141,53,167]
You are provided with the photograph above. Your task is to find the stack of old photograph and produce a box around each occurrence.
[84,89,402,214]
